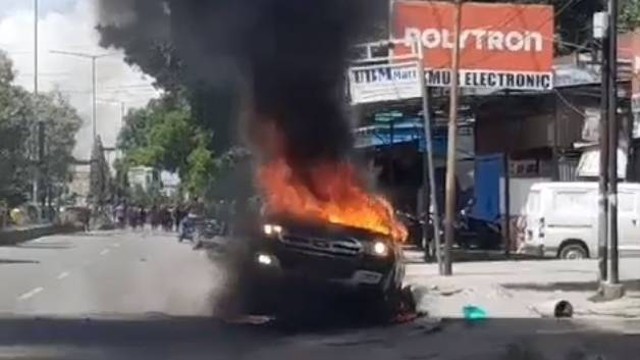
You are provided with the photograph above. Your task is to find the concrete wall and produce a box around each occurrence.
[0,224,81,246]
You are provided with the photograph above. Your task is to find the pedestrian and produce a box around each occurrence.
[174,205,184,232]
[150,204,159,230]
[160,206,172,231]
[129,206,139,230]
[115,203,126,229]
[139,206,147,230]
[80,207,90,232]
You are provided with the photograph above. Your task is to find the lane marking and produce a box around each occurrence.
[112,243,121,248]
[100,249,110,256]
[57,271,70,280]
[18,287,44,301]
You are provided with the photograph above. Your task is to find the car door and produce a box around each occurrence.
[618,190,640,255]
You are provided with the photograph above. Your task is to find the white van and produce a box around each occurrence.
[518,182,640,259]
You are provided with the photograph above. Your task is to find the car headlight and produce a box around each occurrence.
[262,224,283,236]
[256,253,279,267]
[367,241,389,257]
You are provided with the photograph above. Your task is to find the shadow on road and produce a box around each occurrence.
[502,279,640,293]
[0,316,638,359]
[403,248,551,265]
[15,243,74,250]
[0,259,40,265]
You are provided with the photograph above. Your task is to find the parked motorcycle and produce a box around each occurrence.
[192,219,227,250]
[454,198,502,250]
[178,215,201,243]
[396,210,442,260]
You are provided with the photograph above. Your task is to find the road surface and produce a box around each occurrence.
[0,230,639,359]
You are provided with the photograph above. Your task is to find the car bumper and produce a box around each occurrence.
[517,242,557,258]
[249,253,394,295]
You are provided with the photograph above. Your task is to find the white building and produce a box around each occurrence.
[67,164,91,206]
[127,166,157,192]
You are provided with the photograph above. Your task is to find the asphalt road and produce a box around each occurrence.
[0,230,639,359]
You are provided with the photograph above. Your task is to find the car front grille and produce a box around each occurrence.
[280,234,362,258]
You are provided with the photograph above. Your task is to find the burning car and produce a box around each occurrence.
[235,215,407,318]
[207,142,415,321]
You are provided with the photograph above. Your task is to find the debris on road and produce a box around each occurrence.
[462,305,488,322]
[529,300,574,318]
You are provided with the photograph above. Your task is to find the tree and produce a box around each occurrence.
[185,136,216,198]
[117,92,220,198]
[138,106,194,176]
[0,53,38,207]
[88,136,112,208]
[620,0,640,31]
[0,51,82,209]
[35,91,83,192]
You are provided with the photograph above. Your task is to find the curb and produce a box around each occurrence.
[0,224,82,246]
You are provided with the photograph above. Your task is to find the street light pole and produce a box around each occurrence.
[594,10,610,289]
[605,0,624,299]
[32,0,39,212]
[443,0,463,276]
[34,0,38,96]
[92,57,97,140]
[417,42,443,272]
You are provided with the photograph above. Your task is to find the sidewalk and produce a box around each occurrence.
[403,250,640,323]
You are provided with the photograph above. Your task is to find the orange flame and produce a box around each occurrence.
[257,158,408,242]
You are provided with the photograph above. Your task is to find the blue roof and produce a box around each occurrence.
[354,118,447,156]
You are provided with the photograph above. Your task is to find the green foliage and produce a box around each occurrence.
[620,0,640,31]
[0,51,81,208]
[35,92,83,185]
[117,92,224,198]
[185,137,216,197]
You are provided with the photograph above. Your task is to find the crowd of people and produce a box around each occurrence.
[112,202,189,231]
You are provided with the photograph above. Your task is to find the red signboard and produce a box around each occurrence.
[393,1,555,90]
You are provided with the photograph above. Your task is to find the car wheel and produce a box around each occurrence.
[559,243,588,260]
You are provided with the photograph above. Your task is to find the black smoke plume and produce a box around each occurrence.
[98,0,384,169]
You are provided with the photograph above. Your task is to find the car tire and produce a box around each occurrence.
[559,243,588,260]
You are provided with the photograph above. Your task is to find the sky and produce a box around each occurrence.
[0,0,160,159]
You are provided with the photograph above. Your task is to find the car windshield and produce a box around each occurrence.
[0,1,635,358]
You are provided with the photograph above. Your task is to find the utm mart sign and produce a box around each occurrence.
[393,1,554,90]
[348,62,421,104]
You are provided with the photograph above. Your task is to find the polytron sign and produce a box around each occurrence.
[393,1,554,90]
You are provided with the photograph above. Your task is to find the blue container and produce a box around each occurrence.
[463,305,488,321]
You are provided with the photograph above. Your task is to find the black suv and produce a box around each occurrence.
[231,216,408,318]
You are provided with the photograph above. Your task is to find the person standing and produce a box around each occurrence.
[174,205,183,232]
[139,206,147,230]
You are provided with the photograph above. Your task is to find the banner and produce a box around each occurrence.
[348,62,421,104]
[393,1,554,90]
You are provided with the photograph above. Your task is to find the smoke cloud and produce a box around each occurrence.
[97,0,376,169]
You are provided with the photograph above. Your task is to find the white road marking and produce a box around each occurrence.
[100,249,110,256]
[112,243,121,248]
[57,271,70,280]
[18,287,44,301]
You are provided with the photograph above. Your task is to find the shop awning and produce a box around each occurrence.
[354,118,447,156]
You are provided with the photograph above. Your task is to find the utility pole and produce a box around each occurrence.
[92,57,97,140]
[443,0,463,276]
[121,101,126,127]
[604,0,624,299]
[594,10,609,289]
[417,42,443,272]
[32,0,40,217]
